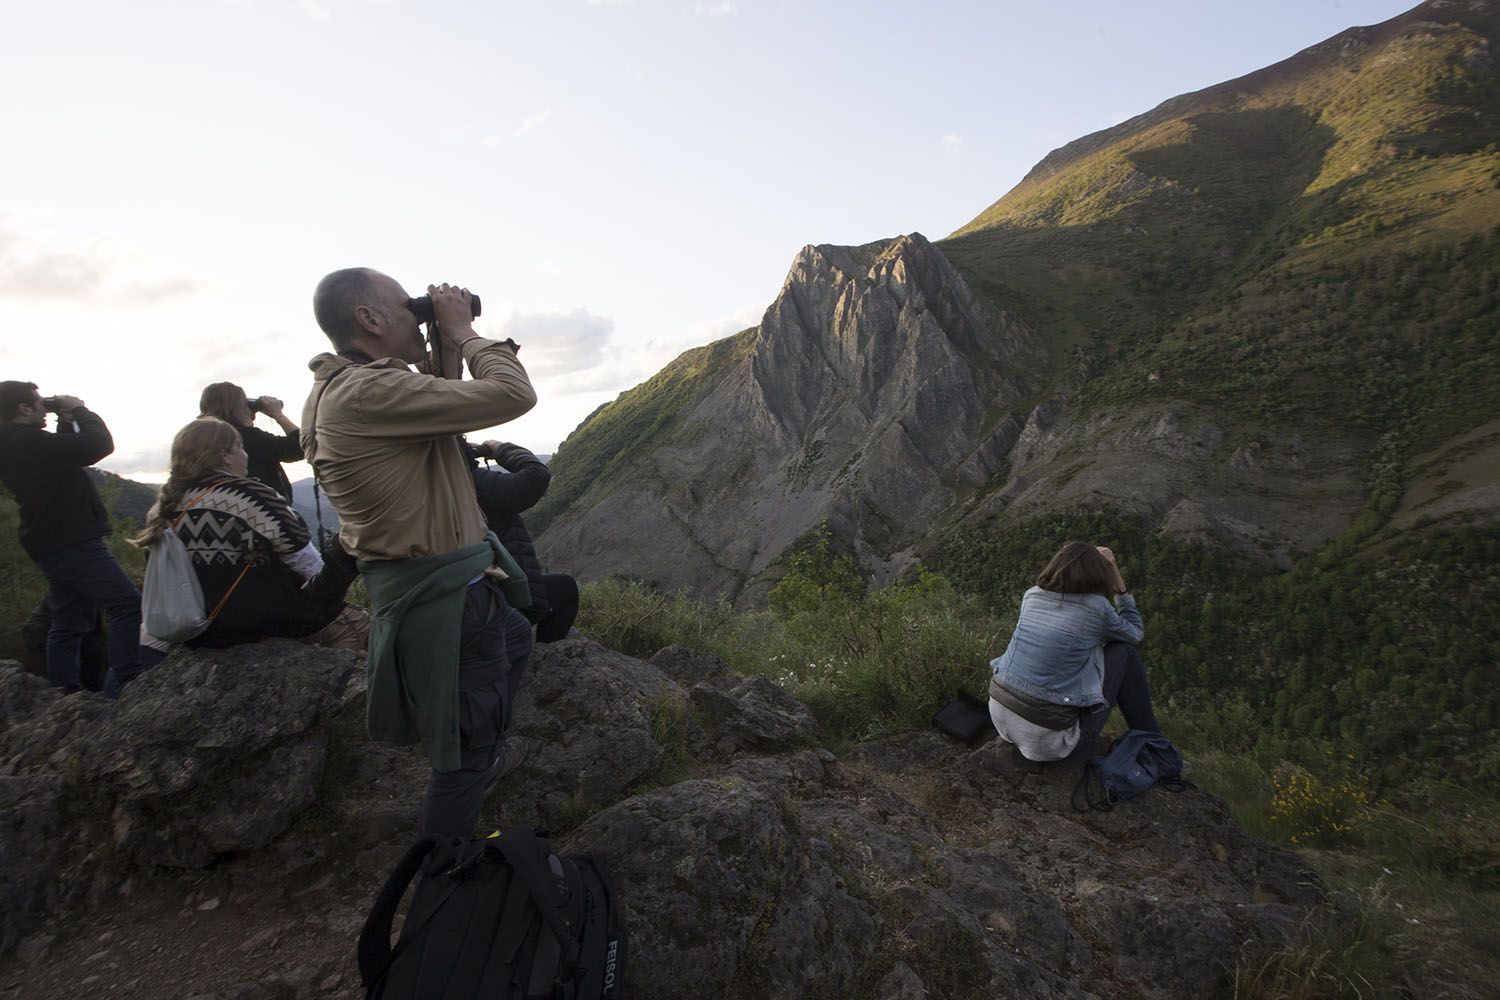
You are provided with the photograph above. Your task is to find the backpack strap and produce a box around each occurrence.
[357,837,439,988]
[476,856,547,993]
[170,479,234,531]
[1071,764,1114,813]
[495,827,582,967]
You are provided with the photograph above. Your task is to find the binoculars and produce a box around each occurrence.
[407,294,483,324]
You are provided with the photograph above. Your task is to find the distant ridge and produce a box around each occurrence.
[86,469,158,529]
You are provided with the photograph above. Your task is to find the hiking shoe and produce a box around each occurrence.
[485,736,538,792]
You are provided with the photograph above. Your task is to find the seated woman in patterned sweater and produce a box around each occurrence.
[134,417,362,649]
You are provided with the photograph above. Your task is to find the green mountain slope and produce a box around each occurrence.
[942,0,1500,451]
[528,327,757,536]
[922,0,1500,793]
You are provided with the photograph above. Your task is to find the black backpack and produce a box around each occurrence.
[358,827,625,999]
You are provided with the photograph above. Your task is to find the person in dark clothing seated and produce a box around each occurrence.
[0,380,143,697]
[198,382,303,502]
[133,418,364,651]
[467,439,579,643]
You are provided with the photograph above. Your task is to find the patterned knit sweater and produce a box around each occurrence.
[170,475,337,647]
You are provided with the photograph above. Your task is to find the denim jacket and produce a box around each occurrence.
[990,587,1143,708]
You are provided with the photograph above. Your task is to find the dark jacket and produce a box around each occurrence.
[469,443,552,617]
[238,423,302,502]
[0,409,114,560]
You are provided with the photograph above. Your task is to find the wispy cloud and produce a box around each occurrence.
[105,444,173,480]
[690,2,736,17]
[296,0,332,20]
[531,258,571,277]
[487,308,625,396]
[589,0,635,5]
[172,328,298,388]
[477,303,760,400]
[0,215,206,307]
[512,108,552,139]
[941,133,964,158]
[682,305,761,347]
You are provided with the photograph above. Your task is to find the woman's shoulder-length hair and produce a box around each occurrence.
[1035,541,1116,597]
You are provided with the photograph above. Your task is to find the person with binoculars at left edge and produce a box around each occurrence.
[0,381,144,697]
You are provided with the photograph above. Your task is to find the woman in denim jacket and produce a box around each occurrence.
[988,541,1162,761]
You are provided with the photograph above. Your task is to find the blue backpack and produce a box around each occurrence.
[1072,730,1191,812]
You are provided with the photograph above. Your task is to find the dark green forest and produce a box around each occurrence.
[937,511,1500,792]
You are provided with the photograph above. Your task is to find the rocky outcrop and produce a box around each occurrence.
[0,643,361,952]
[4,638,1328,998]
[538,233,1041,602]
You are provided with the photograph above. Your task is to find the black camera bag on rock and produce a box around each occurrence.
[358,827,625,999]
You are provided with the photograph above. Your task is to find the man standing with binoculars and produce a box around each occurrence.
[0,381,143,696]
[303,268,537,841]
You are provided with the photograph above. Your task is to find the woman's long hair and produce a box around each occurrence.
[198,382,247,425]
[1035,541,1117,597]
[133,418,241,548]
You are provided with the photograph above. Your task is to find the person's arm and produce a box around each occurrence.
[1100,593,1144,644]
[348,346,536,439]
[28,404,114,468]
[242,423,304,463]
[473,467,551,521]
[473,442,551,515]
[236,477,323,580]
[1093,545,1142,643]
[254,397,305,461]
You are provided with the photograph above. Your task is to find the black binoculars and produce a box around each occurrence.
[407,294,483,324]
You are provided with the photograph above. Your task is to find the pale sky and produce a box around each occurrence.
[0,0,1416,483]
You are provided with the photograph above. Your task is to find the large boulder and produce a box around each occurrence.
[0,642,361,949]
[0,774,65,954]
[3,638,1329,999]
[557,724,1322,1000]
[87,641,362,867]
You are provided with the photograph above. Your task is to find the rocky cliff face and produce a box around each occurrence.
[537,230,1367,598]
[539,233,1042,600]
[1,640,1330,998]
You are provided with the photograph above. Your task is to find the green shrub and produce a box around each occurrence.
[1270,763,1373,849]
[574,577,787,675]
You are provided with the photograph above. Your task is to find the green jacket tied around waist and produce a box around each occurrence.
[360,533,520,772]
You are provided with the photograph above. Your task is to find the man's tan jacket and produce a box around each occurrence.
[301,338,536,561]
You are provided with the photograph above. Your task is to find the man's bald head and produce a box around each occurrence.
[313,268,383,350]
